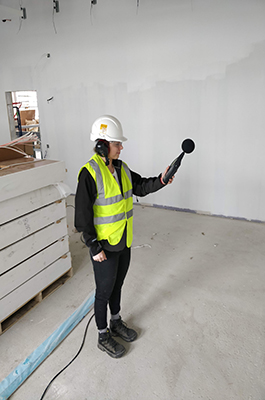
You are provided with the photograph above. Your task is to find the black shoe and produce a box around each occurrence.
[98,329,126,359]
[110,317,138,342]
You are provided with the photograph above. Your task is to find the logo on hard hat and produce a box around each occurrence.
[100,124,108,135]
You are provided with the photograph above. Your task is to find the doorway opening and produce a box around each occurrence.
[5,90,42,159]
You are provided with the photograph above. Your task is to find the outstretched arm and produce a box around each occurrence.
[131,167,175,197]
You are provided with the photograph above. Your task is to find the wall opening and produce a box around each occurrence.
[5,90,42,159]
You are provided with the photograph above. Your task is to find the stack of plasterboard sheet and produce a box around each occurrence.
[0,159,72,334]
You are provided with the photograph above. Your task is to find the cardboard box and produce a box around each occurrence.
[0,147,31,162]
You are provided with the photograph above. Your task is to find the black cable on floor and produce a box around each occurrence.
[40,312,95,400]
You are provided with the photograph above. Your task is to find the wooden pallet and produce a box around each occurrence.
[0,267,73,335]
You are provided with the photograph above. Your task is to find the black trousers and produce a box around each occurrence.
[91,246,131,330]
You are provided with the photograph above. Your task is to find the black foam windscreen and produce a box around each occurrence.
[182,138,195,154]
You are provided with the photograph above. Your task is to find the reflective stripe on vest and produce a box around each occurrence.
[94,208,134,225]
[79,154,133,247]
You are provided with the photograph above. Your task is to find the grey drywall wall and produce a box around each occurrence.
[0,0,265,221]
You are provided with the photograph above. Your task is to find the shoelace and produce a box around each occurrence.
[105,336,121,350]
[102,332,120,349]
[116,320,129,334]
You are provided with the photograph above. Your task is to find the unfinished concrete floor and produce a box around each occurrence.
[1,200,265,400]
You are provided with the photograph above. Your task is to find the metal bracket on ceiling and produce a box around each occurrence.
[21,7,27,19]
[53,0,60,13]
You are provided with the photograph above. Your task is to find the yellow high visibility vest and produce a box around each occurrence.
[79,154,133,247]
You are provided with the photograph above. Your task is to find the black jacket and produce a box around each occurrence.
[75,158,165,256]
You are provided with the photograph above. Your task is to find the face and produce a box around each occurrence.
[108,141,123,160]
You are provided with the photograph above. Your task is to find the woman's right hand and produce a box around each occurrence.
[93,250,107,262]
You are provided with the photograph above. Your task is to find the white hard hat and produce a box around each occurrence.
[90,115,127,142]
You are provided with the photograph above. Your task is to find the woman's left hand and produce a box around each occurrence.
[161,166,175,185]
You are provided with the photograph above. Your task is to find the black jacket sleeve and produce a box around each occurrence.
[74,167,103,256]
[130,169,165,196]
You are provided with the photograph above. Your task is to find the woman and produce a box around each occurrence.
[75,115,175,358]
